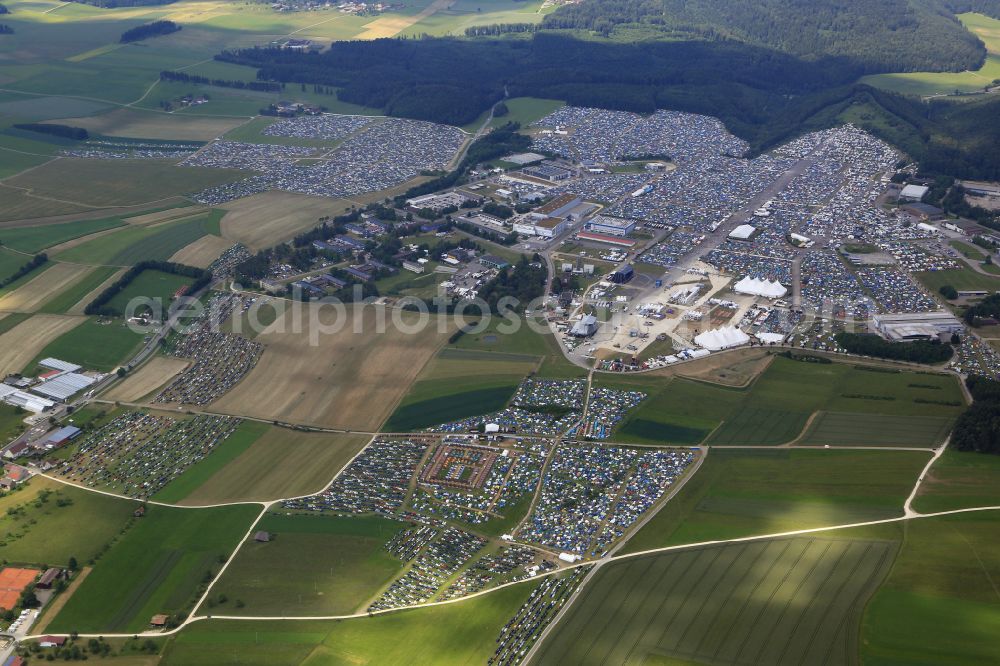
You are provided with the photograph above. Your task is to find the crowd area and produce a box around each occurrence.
[56,412,239,498]
[442,545,538,600]
[62,139,200,160]
[187,116,464,204]
[800,250,872,319]
[429,379,587,435]
[489,567,590,666]
[385,524,438,562]
[368,526,487,611]
[155,294,263,405]
[637,229,706,268]
[855,266,940,313]
[570,388,646,440]
[284,437,428,515]
[953,336,1000,379]
[532,107,747,165]
[517,444,694,556]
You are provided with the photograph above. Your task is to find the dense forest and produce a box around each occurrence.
[214,0,1000,179]
[13,123,88,140]
[120,20,180,43]
[543,0,991,74]
[952,375,1000,454]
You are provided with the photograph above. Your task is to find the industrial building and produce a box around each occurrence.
[535,194,584,219]
[522,162,573,182]
[585,216,636,238]
[610,265,635,284]
[898,184,930,201]
[576,231,637,247]
[513,215,567,239]
[569,314,598,337]
[873,311,963,341]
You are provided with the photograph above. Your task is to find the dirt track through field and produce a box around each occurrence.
[211,305,450,430]
[0,263,95,313]
[0,314,84,375]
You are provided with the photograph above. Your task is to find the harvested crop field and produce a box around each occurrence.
[356,0,453,38]
[175,430,370,505]
[124,205,208,226]
[5,159,248,208]
[219,191,355,249]
[0,262,95,313]
[0,314,84,376]
[797,411,955,447]
[50,108,245,142]
[169,234,233,268]
[212,305,450,430]
[532,537,897,666]
[104,356,190,403]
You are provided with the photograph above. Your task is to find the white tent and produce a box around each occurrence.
[729,224,757,240]
[694,326,750,351]
[733,277,787,299]
[757,332,785,344]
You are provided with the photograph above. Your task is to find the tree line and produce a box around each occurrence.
[13,123,89,140]
[85,261,210,316]
[120,20,180,43]
[159,70,284,93]
[834,332,954,364]
[952,375,1000,455]
[0,254,47,288]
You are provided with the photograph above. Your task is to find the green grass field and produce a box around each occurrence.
[0,402,27,443]
[450,318,587,378]
[913,449,1000,512]
[915,266,1000,293]
[57,210,224,267]
[861,13,1000,96]
[0,216,127,254]
[0,248,30,283]
[211,514,406,616]
[23,316,144,372]
[48,503,260,634]
[798,411,955,447]
[621,448,929,554]
[490,97,565,128]
[533,536,897,666]
[607,357,964,446]
[950,240,988,261]
[161,576,541,665]
[0,476,138,566]
[383,348,539,431]
[861,511,1000,665]
[154,420,267,504]
[37,265,119,314]
[106,270,193,314]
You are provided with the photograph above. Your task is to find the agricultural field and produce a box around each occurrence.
[861,13,1000,96]
[533,535,897,666]
[161,579,541,665]
[23,316,145,372]
[156,426,369,505]
[57,210,224,266]
[38,266,120,315]
[0,186,90,224]
[0,402,28,443]
[105,270,194,314]
[0,216,126,254]
[211,514,406,616]
[168,234,233,268]
[52,108,245,142]
[861,511,1000,665]
[218,191,354,249]
[0,476,138,567]
[103,356,190,403]
[913,449,1000,512]
[4,159,247,208]
[798,411,955,447]
[46,503,260,634]
[0,248,31,284]
[450,316,587,378]
[621,448,929,554]
[384,347,539,431]
[0,262,95,313]
[0,313,84,376]
[212,305,451,431]
[606,356,964,446]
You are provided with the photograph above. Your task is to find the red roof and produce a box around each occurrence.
[576,231,636,247]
